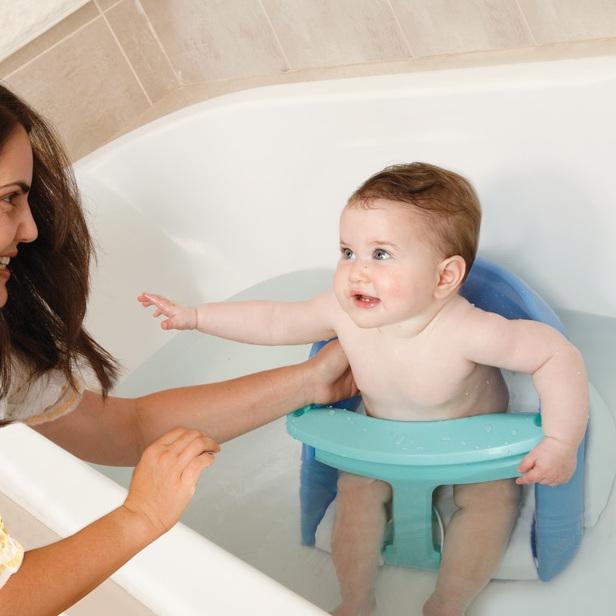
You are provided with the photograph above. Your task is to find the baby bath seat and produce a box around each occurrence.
[287,257,614,582]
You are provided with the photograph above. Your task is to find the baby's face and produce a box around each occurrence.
[334,199,444,329]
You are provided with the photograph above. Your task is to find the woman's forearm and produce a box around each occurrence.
[0,506,159,616]
[36,340,354,466]
[134,359,316,446]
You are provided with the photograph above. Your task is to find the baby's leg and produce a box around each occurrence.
[423,479,521,616]
[331,472,392,616]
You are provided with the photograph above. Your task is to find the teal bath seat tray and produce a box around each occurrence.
[288,406,543,569]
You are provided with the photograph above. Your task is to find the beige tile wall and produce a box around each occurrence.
[1,0,615,160]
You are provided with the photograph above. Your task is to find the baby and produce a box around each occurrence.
[139,163,588,616]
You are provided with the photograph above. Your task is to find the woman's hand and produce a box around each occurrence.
[122,427,219,535]
[138,293,197,331]
[305,340,358,406]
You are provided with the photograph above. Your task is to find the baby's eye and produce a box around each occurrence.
[340,247,355,260]
[373,248,391,261]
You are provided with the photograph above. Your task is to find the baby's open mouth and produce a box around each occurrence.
[352,293,380,308]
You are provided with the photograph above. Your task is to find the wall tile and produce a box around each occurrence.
[4,18,150,161]
[0,2,99,78]
[390,0,533,57]
[97,0,122,10]
[105,0,179,102]
[262,0,409,69]
[139,0,287,83]
[517,0,616,44]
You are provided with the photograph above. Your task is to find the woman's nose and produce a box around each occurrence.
[17,201,38,244]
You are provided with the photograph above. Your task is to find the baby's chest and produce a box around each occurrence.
[339,331,470,403]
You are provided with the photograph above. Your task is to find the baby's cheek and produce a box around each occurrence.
[383,278,411,300]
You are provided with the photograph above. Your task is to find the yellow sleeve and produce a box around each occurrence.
[0,514,24,589]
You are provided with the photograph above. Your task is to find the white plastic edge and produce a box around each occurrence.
[0,423,324,615]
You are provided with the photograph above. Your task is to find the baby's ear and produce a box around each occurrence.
[434,255,466,299]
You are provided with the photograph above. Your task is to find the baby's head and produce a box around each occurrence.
[334,162,481,329]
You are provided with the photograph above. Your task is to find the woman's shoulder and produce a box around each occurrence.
[2,359,86,426]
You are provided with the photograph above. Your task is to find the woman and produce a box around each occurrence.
[0,84,356,614]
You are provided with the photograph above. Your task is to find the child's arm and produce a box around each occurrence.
[138,292,337,345]
[461,308,588,486]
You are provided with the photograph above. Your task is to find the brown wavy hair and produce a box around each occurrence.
[348,162,481,280]
[0,84,118,398]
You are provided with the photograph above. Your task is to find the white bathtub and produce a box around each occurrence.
[1,55,616,615]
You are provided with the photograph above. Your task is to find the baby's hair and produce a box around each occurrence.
[348,162,481,280]
[0,84,118,397]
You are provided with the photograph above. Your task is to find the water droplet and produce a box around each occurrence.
[346,416,352,421]
[511,430,518,436]
[484,424,493,433]
[328,410,336,416]
[441,436,452,441]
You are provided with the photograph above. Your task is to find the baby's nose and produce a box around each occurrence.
[349,260,369,281]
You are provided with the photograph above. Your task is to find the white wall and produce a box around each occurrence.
[0,0,88,61]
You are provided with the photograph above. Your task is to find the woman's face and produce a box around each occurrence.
[0,125,38,307]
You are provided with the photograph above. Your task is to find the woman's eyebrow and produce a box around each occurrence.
[0,181,30,192]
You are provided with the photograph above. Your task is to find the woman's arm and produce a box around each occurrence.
[35,340,356,465]
[0,427,217,615]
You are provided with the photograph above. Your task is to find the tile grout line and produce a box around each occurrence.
[95,0,153,106]
[385,0,415,58]
[258,0,292,71]
[100,0,123,11]
[2,13,102,81]
[514,0,539,46]
[133,0,182,86]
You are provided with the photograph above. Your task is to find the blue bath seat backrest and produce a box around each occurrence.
[299,255,586,582]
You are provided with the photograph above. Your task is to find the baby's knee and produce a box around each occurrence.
[455,479,521,513]
[337,473,392,504]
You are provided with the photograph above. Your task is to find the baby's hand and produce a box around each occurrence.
[138,293,198,330]
[516,437,578,486]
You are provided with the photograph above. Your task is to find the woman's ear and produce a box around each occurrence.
[434,255,466,299]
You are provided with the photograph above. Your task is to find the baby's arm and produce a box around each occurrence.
[461,308,588,486]
[138,292,337,346]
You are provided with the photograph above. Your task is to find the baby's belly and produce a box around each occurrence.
[359,365,508,421]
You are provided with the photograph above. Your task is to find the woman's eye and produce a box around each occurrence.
[0,193,17,205]
[340,247,355,260]
[373,249,391,260]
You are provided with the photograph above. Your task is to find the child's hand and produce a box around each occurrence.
[138,293,198,330]
[123,427,219,535]
[516,437,578,486]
